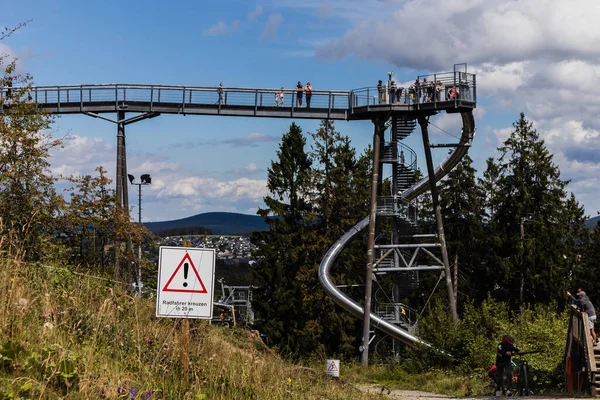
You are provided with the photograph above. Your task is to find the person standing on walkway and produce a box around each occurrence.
[389,79,397,104]
[568,290,598,345]
[296,81,303,107]
[305,82,312,108]
[216,82,223,105]
[377,80,384,104]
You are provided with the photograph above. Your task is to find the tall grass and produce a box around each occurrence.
[0,259,384,399]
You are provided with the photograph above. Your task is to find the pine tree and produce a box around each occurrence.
[252,121,372,358]
[485,113,576,307]
[438,154,486,305]
[578,221,600,300]
[292,120,369,357]
[251,122,313,354]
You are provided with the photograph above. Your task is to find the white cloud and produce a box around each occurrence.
[492,127,512,145]
[315,0,600,69]
[248,5,263,20]
[156,176,267,200]
[260,14,283,40]
[132,160,179,175]
[295,0,600,215]
[0,43,28,75]
[232,162,260,175]
[147,175,268,220]
[204,20,240,36]
[50,135,113,177]
[223,133,279,147]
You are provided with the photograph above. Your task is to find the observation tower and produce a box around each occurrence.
[1,64,476,363]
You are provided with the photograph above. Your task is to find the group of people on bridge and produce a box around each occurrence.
[377,77,460,105]
[274,82,313,108]
[216,81,314,108]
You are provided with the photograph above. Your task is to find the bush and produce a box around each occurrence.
[402,296,567,394]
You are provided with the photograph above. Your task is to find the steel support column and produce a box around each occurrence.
[116,110,129,210]
[362,118,383,367]
[418,116,457,323]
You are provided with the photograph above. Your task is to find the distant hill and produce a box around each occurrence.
[586,216,600,229]
[146,213,599,235]
[144,212,269,236]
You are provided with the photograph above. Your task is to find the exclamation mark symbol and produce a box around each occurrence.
[183,262,189,287]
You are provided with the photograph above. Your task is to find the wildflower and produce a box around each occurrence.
[144,391,152,399]
[129,387,138,399]
[287,377,292,383]
[117,385,125,394]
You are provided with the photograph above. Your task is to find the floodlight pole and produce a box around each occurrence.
[130,175,150,296]
[137,182,142,295]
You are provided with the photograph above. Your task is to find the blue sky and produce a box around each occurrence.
[3,0,599,221]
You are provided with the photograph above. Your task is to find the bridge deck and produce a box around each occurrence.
[0,70,476,120]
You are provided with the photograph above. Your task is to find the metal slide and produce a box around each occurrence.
[318,111,476,347]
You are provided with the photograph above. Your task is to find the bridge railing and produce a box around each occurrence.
[3,74,476,116]
[351,71,476,110]
[21,84,352,112]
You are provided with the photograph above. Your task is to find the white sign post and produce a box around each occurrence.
[156,246,215,319]
[326,359,340,378]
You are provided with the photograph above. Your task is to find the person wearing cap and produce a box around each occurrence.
[567,290,597,345]
[495,334,520,396]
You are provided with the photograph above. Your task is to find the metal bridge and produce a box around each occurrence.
[2,68,475,121]
[1,65,476,364]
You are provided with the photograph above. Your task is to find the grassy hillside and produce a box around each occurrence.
[0,259,384,399]
[144,212,269,236]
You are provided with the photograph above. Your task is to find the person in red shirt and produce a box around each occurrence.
[305,82,312,108]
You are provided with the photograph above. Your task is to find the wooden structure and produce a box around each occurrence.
[565,307,598,395]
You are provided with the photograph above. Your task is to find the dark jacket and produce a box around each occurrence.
[496,341,519,364]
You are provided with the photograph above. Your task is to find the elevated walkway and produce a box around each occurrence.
[0,69,476,121]
[566,307,599,396]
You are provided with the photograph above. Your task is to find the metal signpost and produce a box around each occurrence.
[156,246,216,319]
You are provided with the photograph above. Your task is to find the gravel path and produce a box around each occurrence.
[357,385,452,399]
[356,385,589,399]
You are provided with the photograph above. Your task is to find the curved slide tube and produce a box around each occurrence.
[318,111,476,346]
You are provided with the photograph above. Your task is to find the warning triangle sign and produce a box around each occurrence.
[327,361,338,372]
[162,252,208,293]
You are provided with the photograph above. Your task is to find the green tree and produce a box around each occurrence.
[0,27,63,261]
[252,120,372,358]
[60,166,154,281]
[572,214,600,300]
[293,120,370,357]
[251,122,313,354]
[439,154,486,305]
[484,113,580,307]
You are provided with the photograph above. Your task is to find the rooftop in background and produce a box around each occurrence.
[0,65,476,121]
